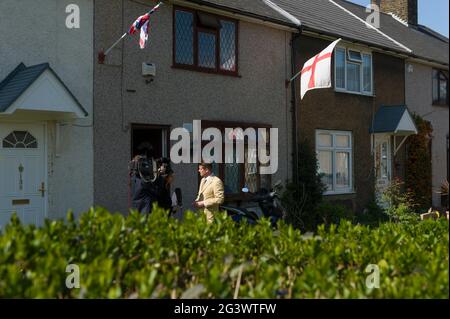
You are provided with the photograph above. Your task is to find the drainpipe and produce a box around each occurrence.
[290,28,303,182]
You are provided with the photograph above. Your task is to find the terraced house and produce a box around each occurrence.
[93,0,298,213]
[340,0,449,209]
[272,0,443,212]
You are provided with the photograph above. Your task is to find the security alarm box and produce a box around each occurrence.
[142,62,156,76]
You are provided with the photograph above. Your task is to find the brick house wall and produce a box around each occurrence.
[293,35,406,212]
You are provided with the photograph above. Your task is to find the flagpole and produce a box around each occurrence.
[289,69,302,83]
[104,32,128,56]
[98,1,164,63]
[285,68,302,88]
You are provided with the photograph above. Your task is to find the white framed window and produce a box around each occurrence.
[335,47,373,95]
[316,130,353,195]
[347,50,362,63]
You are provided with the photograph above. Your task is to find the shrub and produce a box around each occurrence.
[281,139,327,230]
[357,201,389,227]
[405,114,433,211]
[382,179,420,224]
[0,207,448,299]
[439,180,449,209]
[314,202,355,227]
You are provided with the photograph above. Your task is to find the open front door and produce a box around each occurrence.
[374,134,392,206]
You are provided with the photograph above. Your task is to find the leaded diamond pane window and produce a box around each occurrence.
[244,148,258,193]
[2,131,37,149]
[225,162,240,194]
[198,31,216,68]
[200,122,272,198]
[220,20,236,71]
[174,7,238,75]
[175,10,194,65]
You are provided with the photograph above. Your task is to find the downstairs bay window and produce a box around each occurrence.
[201,122,272,198]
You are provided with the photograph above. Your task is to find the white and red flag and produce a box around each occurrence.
[128,2,163,49]
[300,38,341,99]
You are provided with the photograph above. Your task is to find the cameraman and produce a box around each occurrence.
[129,142,160,214]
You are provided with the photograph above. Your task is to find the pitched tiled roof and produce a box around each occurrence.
[336,0,449,66]
[185,0,447,64]
[184,0,300,27]
[0,63,49,112]
[271,0,411,53]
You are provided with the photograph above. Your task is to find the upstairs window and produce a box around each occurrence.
[335,47,373,95]
[174,7,238,75]
[347,50,362,63]
[433,69,448,106]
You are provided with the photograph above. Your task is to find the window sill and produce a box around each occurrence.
[335,89,375,97]
[324,191,356,196]
[432,103,449,108]
[172,64,241,78]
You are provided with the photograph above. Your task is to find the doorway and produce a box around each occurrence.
[131,125,170,160]
[374,134,392,206]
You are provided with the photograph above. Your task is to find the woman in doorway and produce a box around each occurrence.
[157,158,175,215]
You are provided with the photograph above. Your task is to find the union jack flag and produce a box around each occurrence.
[128,13,150,35]
[128,2,163,49]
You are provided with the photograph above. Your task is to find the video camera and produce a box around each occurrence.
[129,156,173,184]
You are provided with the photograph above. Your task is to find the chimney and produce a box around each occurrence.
[372,0,418,25]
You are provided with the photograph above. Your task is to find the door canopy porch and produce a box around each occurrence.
[0,63,88,120]
[371,105,418,136]
[370,105,418,156]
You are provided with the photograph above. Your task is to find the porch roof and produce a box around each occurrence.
[370,105,418,136]
[0,63,88,118]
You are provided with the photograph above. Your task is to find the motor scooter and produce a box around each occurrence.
[220,181,286,227]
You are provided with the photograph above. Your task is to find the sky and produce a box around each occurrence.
[349,0,449,37]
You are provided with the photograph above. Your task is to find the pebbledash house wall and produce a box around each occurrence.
[0,0,94,219]
[94,0,293,213]
[405,62,449,207]
[293,35,406,212]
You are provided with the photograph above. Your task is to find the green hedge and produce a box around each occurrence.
[0,207,448,298]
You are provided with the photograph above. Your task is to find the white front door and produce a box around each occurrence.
[0,123,47,228]
[374,134,392,205]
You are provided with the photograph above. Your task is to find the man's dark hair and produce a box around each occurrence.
[199,162,213,171]
[137,142,154,158]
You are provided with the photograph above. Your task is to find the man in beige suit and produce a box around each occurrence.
[194,162,225,223]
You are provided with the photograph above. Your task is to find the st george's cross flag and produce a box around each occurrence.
[300,38,341,99]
